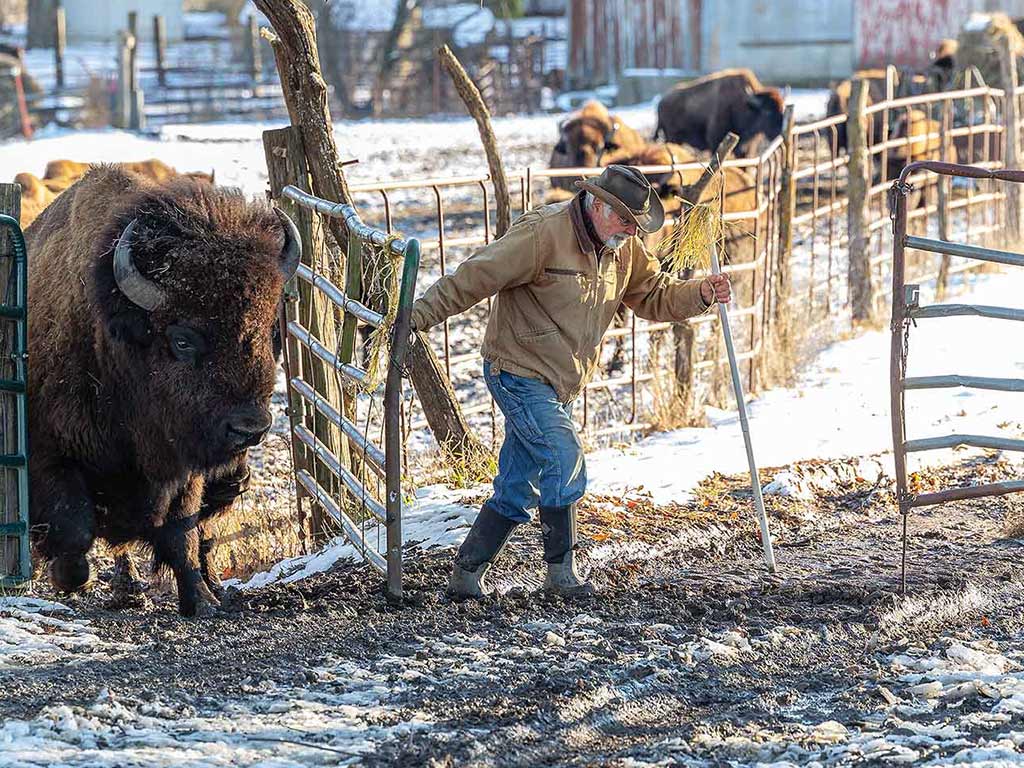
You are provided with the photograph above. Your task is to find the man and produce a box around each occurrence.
[410,165,731,599]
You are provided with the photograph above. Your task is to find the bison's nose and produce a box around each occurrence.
[223,408,273,451]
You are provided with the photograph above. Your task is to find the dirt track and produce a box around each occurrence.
[6,456,1024,766]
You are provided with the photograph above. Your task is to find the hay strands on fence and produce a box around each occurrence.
[661,131,777,574]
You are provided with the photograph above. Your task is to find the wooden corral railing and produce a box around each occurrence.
[889,161,1024,590]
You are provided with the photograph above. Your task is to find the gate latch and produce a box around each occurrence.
[904,284,920,311]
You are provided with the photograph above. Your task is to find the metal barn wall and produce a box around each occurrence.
[704,0,855,84]
[567,0,701,88]
[856,0,1024,69]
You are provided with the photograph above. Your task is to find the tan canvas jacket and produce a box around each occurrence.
[410,193,711,403]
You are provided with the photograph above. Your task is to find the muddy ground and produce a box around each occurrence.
[5,455,1024,766]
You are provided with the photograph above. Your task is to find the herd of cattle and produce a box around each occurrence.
[7,41,967,616]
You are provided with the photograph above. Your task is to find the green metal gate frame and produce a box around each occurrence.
[0,214,30,589]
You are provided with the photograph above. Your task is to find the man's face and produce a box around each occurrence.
[589,197,638,249]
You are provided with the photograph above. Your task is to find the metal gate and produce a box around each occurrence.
[0,214,29,589]
[889,160,1024,589]
[280,186,419,601]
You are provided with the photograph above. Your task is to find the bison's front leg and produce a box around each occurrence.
[30,461,97,593]
[198,457,251,599]
[151,478,219,617]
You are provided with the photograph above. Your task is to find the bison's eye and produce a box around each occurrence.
[166,325,207,364]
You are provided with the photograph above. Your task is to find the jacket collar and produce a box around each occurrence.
[568,192,605,259]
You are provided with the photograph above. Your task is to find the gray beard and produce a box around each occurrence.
[605,233,629,249]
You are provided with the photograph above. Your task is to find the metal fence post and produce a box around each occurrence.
[246,14,262,82]
[847,77,875,325]
[0,183,29,590]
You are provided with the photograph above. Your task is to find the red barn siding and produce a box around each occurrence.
[857,0,1024,69]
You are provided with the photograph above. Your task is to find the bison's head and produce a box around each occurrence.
[550,116,618,190]
[738,89,785,157]
[94,179,299,471]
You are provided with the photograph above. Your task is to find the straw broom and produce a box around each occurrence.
[656,133,778,573]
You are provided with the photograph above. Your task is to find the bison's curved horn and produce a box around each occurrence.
[113,218,165,311]
[275,208,302,280]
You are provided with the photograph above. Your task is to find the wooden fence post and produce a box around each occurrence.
[246,14,262,82]
[116,30,132,128]
[54,4,65,89]
[264,126,348,547]
[847,78,875,325]
[775,103,796,354]
[154,15,167,87]
[999,36,1021,245]
[0,183,24,589]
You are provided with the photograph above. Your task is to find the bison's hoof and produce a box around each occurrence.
[50,555,92,592]
[179,582,222,618]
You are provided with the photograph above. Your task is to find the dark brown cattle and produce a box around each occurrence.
[26,166,298,616]
[654,69,785,158]
[549,100,647,190]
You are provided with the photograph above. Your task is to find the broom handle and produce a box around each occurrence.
[709,243,777,573]
[680,132,740,205]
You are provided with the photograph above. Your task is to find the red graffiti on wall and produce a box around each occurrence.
[858,0,971,68]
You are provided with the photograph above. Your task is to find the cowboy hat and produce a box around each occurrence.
[574,164,664,233]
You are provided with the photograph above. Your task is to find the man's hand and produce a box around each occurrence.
[701,274,732,306]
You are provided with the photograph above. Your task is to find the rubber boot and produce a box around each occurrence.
[447,504,518,599]
[540,503,596,598]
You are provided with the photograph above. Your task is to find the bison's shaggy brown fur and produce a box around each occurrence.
[548,101,647,190]
[27,166,291,616]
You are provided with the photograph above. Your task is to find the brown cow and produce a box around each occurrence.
[548,100,647,190]
[654,69,785,158]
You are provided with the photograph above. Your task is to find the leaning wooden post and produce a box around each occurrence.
[154,15,167,87]
[54,4,65,89]
[999,36,1021,246]
[847,78,874,325]
[264,126,348,546]
[438,44,511,238]
[775,103,797,354]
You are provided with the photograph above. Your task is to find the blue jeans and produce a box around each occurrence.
[483,361,587,523]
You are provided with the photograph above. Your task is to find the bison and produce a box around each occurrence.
[26,166,298,616]
[13,171,59,229]
[653,69,785,158]
[548,100,646,191]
